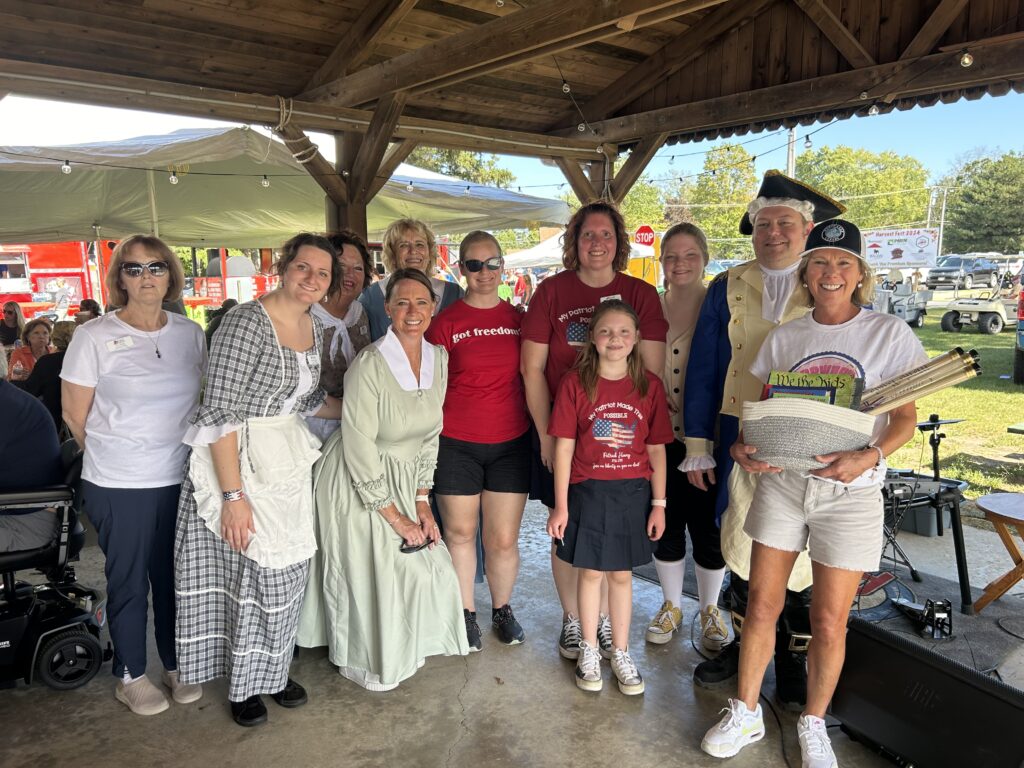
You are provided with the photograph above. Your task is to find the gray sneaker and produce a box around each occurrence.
[609,647,644,695]
[597,613,614,659]
[575,641,602,692]
[558,613,582,660]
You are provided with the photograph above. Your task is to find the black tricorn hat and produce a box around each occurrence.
[739,170,846,235]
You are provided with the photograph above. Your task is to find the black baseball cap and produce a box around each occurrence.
[800,219,866,263]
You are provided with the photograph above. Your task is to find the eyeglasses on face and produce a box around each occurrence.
[462,257,502,273]
[120,261,169,278]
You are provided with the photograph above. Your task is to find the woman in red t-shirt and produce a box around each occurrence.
[426,231,531,652]
[521,200,668,660]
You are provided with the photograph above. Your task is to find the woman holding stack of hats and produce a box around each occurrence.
[701,219,928,767]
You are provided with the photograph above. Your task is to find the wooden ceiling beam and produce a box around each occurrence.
[303,0,419,93]
[350,92,408,200]
[298,0,727,106]
[791,0,876,68]
[900,0,970,60]
[559,35,1024,143]
[367,139,418,199]
[554,157,600,204]
[556,0,775,128]
[609,132,668,203]
[273,123,349,205]
[0,58,602,159]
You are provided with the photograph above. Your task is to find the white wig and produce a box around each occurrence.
[747,197,815,224]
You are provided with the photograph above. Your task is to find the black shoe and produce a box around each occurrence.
[269,678,308,708]
[231,695,268,727]
[464,609,482,652]
[693,639,740,689]
[774,651,807,712]
[491,604,526,645]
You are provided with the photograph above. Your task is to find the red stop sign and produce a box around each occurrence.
[634,225,656,246]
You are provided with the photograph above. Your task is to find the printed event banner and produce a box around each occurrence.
[862,227,940,269]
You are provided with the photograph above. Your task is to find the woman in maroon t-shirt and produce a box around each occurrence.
[520,201,668,660]
[426,231,531,651]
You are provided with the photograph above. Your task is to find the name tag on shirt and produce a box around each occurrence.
[600,294,622,303]
[106,336,135,352]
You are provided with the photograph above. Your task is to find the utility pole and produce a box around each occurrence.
[936,187,949,256]
[786,127,796,176]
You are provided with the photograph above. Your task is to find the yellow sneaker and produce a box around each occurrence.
[700,605,730,652]
[645,600,682,644]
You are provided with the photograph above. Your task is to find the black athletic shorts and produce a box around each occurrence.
[433,431,531,495]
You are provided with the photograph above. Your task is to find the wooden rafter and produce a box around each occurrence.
[558,0,775,128]
[609,133,668,203]
[298,0,726,106]
[791,0,876,69]
[900,0,970,60]
[350,93,408,200]
[557,35,1024,143]
[554,157,599,204]
[274,124,348,205]
[0,58,600,160]
[367,139,418,199]
[303,0,419,93]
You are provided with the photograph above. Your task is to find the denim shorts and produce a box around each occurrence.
[743,470,883,572]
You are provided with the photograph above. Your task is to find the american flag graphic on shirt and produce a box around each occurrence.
[567,320,589,346]
[592,419,636,449]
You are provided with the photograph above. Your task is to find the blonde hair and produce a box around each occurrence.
[381,218,438,275]
[105,235,184,308]
[50,321,77,352]
[573,300,648,402]
[3,301,26,336]
[797,251,876,307]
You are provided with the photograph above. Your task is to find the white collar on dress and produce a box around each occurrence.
[375,327,434,391]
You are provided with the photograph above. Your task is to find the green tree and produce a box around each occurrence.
[670,144,758,260]
[406,146,515,188]
[795,146,930,230]
[941,151,1024,254]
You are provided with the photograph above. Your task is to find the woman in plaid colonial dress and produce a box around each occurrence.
[174,234,343,727]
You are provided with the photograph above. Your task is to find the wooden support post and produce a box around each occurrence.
[350,93,408,200]
[588,156,613,201]
[326,132,369,241]
[554,157,599,204]
[609,133,668,204]
[274,123,348,205]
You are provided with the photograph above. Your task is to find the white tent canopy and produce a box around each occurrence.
[0,127,570,247]
[504,234,655,269]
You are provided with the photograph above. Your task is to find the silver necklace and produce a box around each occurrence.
[144,324,163,358]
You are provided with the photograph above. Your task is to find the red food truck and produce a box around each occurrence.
[0,241,114,319]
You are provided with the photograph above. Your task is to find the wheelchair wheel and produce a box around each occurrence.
[36,628,103,690]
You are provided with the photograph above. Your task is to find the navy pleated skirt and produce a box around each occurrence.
[556,477,653,572]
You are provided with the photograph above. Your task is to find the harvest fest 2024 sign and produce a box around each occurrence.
[863,227,940,269]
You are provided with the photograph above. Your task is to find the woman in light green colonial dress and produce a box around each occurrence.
[298,268,469,690]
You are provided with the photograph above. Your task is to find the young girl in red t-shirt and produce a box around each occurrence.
[547,300,672,695]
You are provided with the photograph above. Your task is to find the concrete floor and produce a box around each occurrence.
[2,500,1021,768]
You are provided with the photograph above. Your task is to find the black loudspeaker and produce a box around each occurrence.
[831,618,1024,768]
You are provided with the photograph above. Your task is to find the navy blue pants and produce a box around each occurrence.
[82,481,180,679]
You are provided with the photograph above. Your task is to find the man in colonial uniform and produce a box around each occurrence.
[682,171,844,709]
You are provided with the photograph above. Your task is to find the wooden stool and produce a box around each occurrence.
[974,493,1024,614]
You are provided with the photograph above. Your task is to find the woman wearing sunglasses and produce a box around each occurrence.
[424,231,531,651]
[1,300,26,348]
[61,235,206,717]
[358,218,463,341]
[299,268,468,690]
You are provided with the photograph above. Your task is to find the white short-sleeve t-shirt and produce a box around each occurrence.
[61,311,206,488]
[751,308,929,479]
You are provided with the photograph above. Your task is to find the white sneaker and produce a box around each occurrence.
[115,675,169,716]
[558,613,583,660]
[798,714,838,768]
[597,613,614,659]
[609,647,644,695]
[700,605,730,652]
[162,669,203,704]
[574,640,603,692]
[645,600,683,644]
[701,698,765,758]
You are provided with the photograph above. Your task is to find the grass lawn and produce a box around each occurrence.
[887,298,1024,498]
